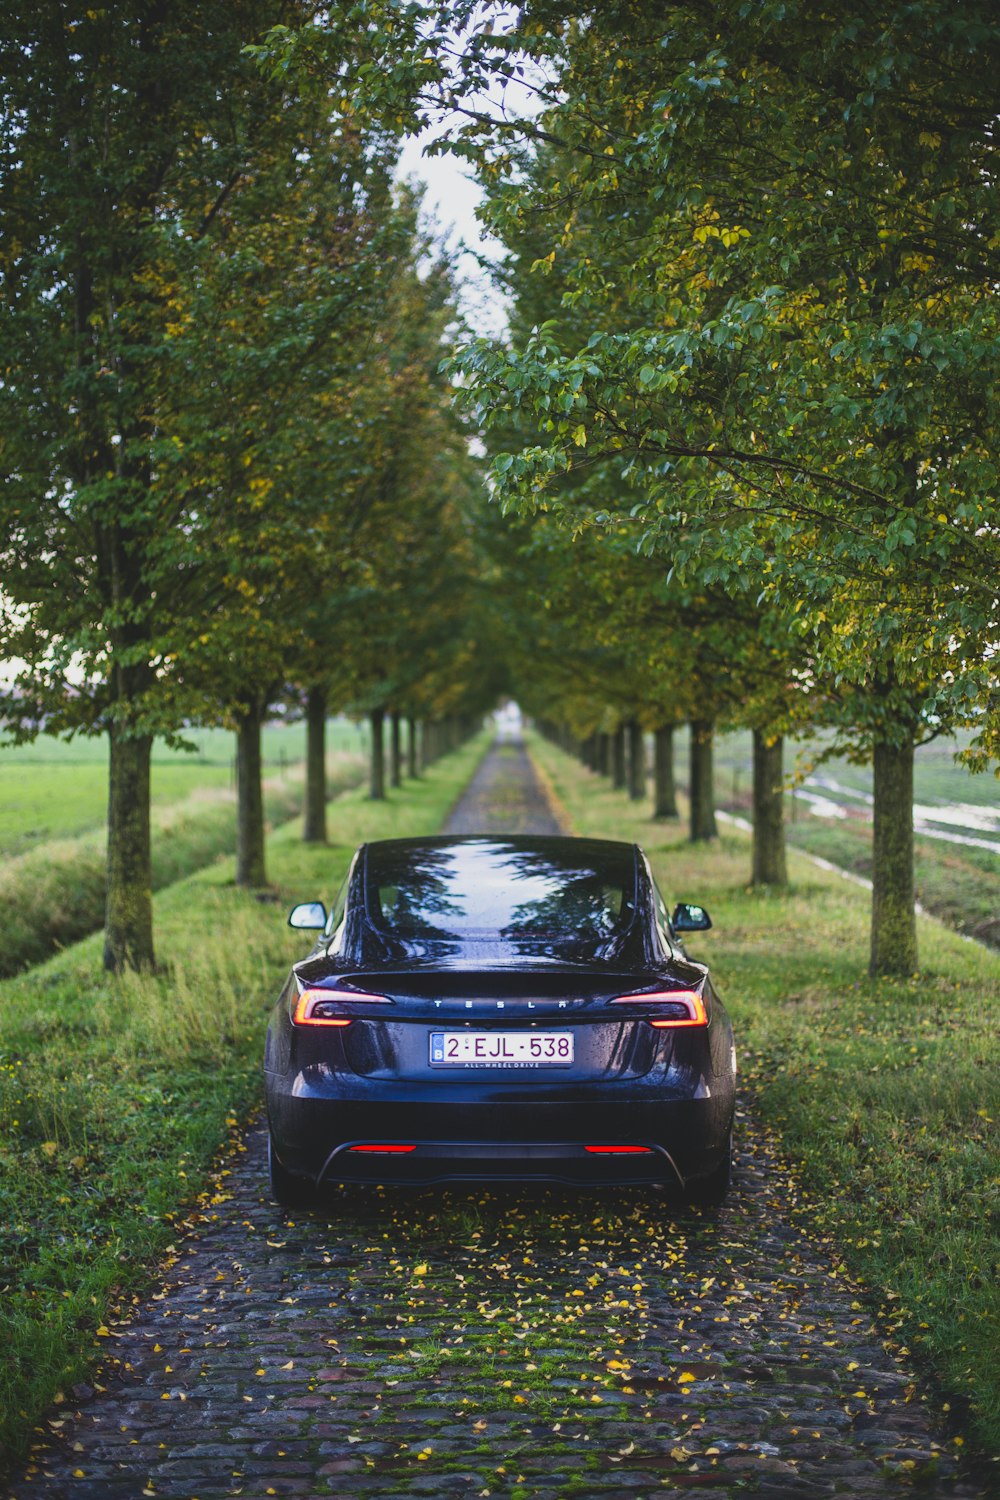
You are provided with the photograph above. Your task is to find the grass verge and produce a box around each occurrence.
[529,732,1000,1462]
[0,731,488,1472]
[0,753,364,977]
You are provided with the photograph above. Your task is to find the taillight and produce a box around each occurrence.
[291,987,391,1026]
[610,989,708,1027]
[348,1144,416,1154]
[585,1145,653,1154]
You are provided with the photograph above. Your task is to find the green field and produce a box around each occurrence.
[0,719,369,976]
[0,719,366,857]
[707,725,998,809]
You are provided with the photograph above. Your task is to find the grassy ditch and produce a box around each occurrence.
[530,733,1000,1460]
[780,817,1000,949]
[707,725,1000,951]
[0,753,365,978]
[0,731,488,1472]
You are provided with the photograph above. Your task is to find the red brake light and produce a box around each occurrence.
[348,1144,416,1154]
[292,987,391,1026]
[611,989,708,1027]
[585,1145,654,1154]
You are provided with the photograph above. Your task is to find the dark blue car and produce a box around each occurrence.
[264,836,736,1206]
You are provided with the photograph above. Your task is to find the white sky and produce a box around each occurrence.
[396,130,510,337]
[394,6,550,338]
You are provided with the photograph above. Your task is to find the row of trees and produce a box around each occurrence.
[5,4,998,980]
[258,0,997,977]
[480,504,792,883]
[0,3,499,972]
[430,0,999,977]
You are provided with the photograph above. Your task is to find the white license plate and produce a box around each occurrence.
[429,1030,574,1067]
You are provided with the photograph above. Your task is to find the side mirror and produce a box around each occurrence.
[288,901,328,930]
[671,902,712,933]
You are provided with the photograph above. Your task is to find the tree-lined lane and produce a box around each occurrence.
[11,744,984,1499]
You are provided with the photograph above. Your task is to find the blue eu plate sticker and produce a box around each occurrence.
[430,1034,445,1063]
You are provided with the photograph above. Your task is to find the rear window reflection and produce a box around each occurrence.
[367,840,635,947]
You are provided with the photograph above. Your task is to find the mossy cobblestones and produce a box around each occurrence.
[9,1123,983,1498]
[7,738,986,1498]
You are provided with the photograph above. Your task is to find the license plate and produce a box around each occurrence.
[429,1030,574,1067]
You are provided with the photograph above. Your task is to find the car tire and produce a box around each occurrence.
[268,1133,314,1208]
[685,1130,732,1206]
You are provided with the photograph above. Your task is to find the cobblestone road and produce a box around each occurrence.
[8,742,985,1500]
[440,737,563,836]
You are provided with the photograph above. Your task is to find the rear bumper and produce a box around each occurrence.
[324,1139,680,1187]
[265,1083,733,1189]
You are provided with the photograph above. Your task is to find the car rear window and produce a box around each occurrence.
[366,839,636,947]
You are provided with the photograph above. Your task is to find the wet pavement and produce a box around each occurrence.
[441,737,562,836]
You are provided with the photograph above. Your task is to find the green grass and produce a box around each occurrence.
[0,730,489,1471]
[0,748,366,977]
[0,718,363,856]
[530,731,1000,1460]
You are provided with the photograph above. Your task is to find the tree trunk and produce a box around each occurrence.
[369,707,385,799]
[104,727,154,972]
[612,725,626,790]
[236,700,267,887]
[689,719,717,841]
[627,718,645,802]
[303,685,327,844]
[597,732,610,777]
[870,737,918,976]
[407,715,419,777]
[752,730,787,886]
[653,725,678,818]
[390,711,402,788]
